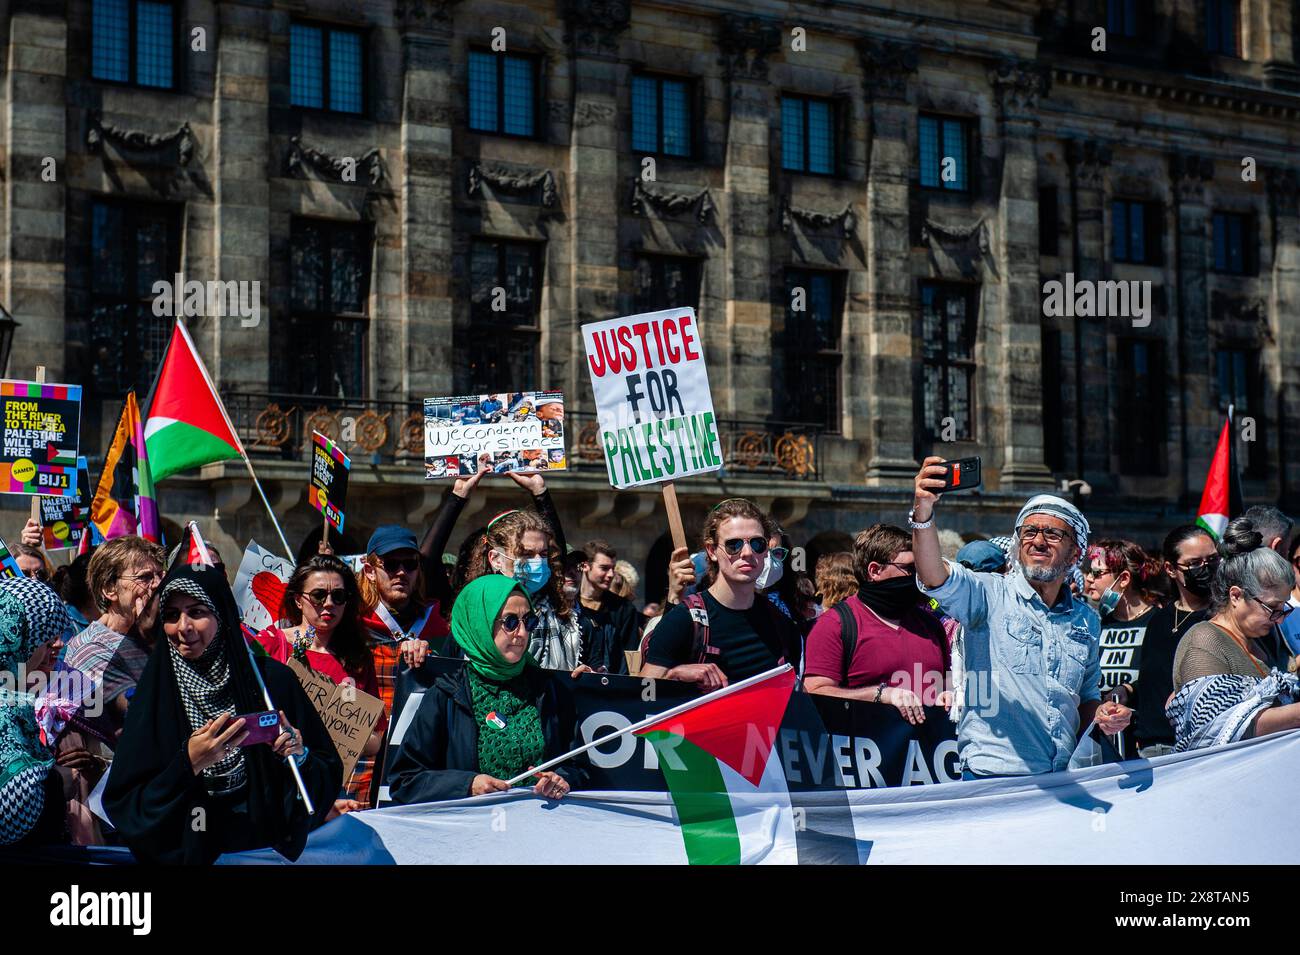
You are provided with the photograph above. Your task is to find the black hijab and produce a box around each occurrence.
[104,563,337,864]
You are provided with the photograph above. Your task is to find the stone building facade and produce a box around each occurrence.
[2,0,1299,598]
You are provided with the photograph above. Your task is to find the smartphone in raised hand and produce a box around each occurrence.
[939,456,982,492]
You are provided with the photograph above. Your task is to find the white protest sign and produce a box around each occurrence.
[424,391,566,477]
[581,308,721,489]
[233,540,294,632]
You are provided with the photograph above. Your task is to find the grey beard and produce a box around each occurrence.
[1018,557,1069,582]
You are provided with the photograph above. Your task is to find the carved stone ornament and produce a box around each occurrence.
[989,58,1051,118]
[858,38,918,102]
[922,216,990,256]
[717,13,781,81]
[574,101,617,127]
[630,179,715,223]
[285,136,389,187]
[394,0,461,29]
[86,112,195,165]
[1169,153,1214,203]
[468,161,559,207]
[781,200,857,237]
[564,0,631,55]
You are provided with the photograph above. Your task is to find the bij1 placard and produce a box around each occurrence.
[582,308,722,489]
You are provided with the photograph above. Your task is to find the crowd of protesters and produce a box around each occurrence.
[2,458,1300,860]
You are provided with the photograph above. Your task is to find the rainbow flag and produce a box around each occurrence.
[88,392,160,543]
[0,533,22,578]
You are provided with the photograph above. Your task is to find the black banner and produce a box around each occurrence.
[377,659,962,802]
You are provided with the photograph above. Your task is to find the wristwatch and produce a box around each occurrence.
[907,507,934,530]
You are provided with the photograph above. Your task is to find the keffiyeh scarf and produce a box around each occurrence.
[526,598,582,671]
[161,577,246,794]
[1166,668,1300,753]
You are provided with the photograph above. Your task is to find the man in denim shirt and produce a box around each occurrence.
[908,457,1132,777]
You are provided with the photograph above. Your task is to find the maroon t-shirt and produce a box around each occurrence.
[804,595,951,693]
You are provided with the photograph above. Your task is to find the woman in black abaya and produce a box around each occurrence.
[104,564,341,864]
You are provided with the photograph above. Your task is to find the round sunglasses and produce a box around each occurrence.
[302,588,350,607]
[498,611,539,634]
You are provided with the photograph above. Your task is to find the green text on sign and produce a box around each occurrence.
[602,411,720,488]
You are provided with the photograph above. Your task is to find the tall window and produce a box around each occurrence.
[287,219,371,398]
[290,22,365,114]
[634,255,700,313]
[918,115,970,192]
[1107,0,1146,38]
[92,0,174,88]
[1039,185,1060,255]
[1212,212,1255,275]
[1112,200,1163,265]
[781,270,843,431]
[1116,339,1166,474]
[1217,348,1263,475]
[89,200,179,397]
[781,96,836,175]
[465,239,542,393]
[1205,0,1240,55]
[920,282,977,440]
[631,74,692,158]
[468,51,537,137]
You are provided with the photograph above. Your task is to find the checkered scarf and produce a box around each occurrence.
[0,576,71,667]
[161,577,245,791]
[1166,668,1300,753]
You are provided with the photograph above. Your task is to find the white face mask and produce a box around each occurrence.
[754,553,784,590]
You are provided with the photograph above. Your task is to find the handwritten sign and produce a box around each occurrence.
[287,657,384,784]
[233,541,295,632]
[40,457,90,550]
[0,380,82,498]
[581,308,720,489]
[424,391,566,477]
[307,431,350,532]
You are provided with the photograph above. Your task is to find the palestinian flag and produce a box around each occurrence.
[633,666,814,865]
[144,319,244,482]
[1196,406,1243,540]
[88,392,161,543]
[171,520,216,571]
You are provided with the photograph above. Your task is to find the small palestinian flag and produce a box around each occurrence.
[172,520,217,571]
[1196,406,1243,540]
[635,666,803,864]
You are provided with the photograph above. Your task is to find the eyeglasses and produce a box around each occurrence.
[768,547,790,563]
[25,568,50,583]
[1177,557,1220,572]
[498,611,539,634]
[1018,525,1071,545]
[380,556,420,575]
[721,537,769,557]
[1248,593,1294,623]
[119,570,163,586]
[302,588,349,607]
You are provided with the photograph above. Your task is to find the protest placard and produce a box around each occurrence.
[0,379,82,499]
[0,534,24,578]
[233,540,295,632]
[581,309,720,490]
[39,456,90,550]
[307,431,350,533]
[424,391,566,477]
[287,657,384,783]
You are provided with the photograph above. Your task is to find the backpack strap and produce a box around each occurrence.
[834,601,858,688]
[684,592,716,664]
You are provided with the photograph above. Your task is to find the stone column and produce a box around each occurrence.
[1169,153,1214,502]
[3,4,67,378]
[212,1,271,392]
[564,1,628,402]
[1267,168,1300,508]
[858,38,917,485]
[716,14,780,420]
[397,0,461,399]
[1064,139,1111,484]
[988,59,1054,491]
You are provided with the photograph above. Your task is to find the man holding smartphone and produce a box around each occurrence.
[908,456,1131,778]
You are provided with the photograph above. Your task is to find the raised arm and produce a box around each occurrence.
[911,456,950,590]
[508,472,568,555]
[421,467,490,605]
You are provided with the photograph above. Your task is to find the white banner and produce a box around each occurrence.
[581,308,721,489]
[219,729,1300,865]
[232,540,294,632]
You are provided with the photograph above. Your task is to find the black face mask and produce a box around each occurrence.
[858,575,921,619]
[1182,563,1215,597]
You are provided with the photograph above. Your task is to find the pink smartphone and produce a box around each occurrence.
[233,710,281,747]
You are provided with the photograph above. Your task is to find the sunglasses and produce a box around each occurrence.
[302,588,349,607]
[498,611,539,634]
[721,537,769,557]
[1178,557,1220,572]
[380,556,420,575]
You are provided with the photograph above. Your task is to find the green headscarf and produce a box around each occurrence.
[452,575,537,682]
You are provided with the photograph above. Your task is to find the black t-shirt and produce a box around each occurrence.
[644,591,799,683]
[578,591,639,674]
[1134,602,1207,744]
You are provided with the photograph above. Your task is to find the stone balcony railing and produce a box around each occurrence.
[221,392,823,481]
